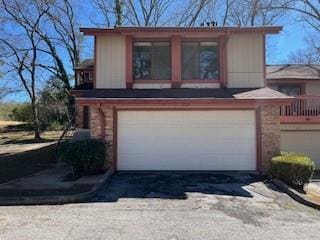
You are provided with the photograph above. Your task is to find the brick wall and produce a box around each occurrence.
[89,105,114,169]
[89,105,100,138]
[260,105,281,174]
[102,105,114,169]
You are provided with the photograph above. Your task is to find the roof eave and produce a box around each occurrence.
[79,26,282,36]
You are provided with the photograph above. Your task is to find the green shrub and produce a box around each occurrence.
[48,121,64,131]
[271,152,315,186]
[58,139,107,175]
[9,104,34,122]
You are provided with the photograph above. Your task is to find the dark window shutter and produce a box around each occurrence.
[83,106,90,129]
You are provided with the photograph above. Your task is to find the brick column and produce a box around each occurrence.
[89,105,114,169]
[260,105,281,174]
[102,105,114,169]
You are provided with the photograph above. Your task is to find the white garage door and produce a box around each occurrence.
[117,111,256,171]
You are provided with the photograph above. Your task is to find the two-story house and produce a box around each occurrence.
[266,64,320,169]
[72,26,291,173]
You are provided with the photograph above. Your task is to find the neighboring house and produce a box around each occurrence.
[267,64,320,97]
[75,59,94,89]
[72,26,291,173]
[266,64,320,169]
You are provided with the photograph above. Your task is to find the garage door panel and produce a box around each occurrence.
[119,111,254,124]
[121,126,255,140]
[118,153,255,171]
[118,136,254,154]
[117,111,256,171]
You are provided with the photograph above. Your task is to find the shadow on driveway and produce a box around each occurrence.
[92,171,262,202]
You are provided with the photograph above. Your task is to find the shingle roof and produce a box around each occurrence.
[73,88,251,98]
[233,87,290,99]
[266,64,320,80]
[75,59,94,70]
[72,87,290,100]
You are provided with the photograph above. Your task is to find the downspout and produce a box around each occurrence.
[98,104,106,141]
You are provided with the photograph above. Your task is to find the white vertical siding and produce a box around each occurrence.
[227,34,264,88]
[94,33,266,89]
[96,35,126,88]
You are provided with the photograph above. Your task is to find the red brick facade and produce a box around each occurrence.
[260,105,281,174]
[75,103,281,173]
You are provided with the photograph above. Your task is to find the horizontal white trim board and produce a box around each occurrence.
[117,110,256,171]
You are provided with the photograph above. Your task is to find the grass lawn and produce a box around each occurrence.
[0,121,65,184]
[0,120,22,127]
[0,121,63,144]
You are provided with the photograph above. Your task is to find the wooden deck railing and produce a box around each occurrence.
[280,95,320,123]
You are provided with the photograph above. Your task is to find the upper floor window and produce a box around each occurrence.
[274,84,302,96]
[83,71,93,82]
[133,41,171,80]
[182,41,219,80]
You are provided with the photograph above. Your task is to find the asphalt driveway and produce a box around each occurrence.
[93,171,262,201]
[1,172,320,240]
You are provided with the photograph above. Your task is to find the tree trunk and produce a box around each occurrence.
[31,99,41,140]
[115,0,123,26]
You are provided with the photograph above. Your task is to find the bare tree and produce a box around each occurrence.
[91,0,114,27]
[272,0,320,64]
[288,36,320,64]
[1,0,81,92]
[175,0,213,26]
[224,0,287,26]
[0,0,82,138]
[115,0,124,26]
[288,49,320,64]
[173,0,286,27]
[220,0,236,26]
[92,0,173,26]
[0,0,49,139]
[0,64,19,101]
[123,0,172,26]
[0,80,16,101]
[40,0,82,88]
[90,0,286,27]
[272,0,320,30]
